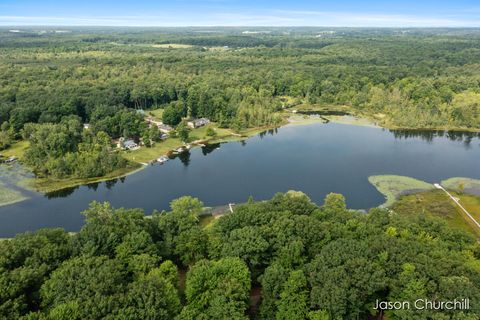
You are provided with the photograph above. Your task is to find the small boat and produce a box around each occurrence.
[157,156,169,164]
[4,156,18,164]
[175,147,185,153]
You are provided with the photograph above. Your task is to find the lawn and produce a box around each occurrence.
[122,137,184,163]
[147,108,164,121]
[392,190,480,238]
[189,124,233,141]
[368,175,434,207]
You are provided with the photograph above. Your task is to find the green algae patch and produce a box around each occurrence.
[441,177,480,196]
[0,182,28,207]
[369,175,434,207]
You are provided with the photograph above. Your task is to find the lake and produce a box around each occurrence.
[1,122,480,237]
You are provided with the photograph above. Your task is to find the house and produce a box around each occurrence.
[145,117,172,133]
[123,139,139,150]
[187,118,210,129]
[157,124,173,133]
[118,137,139,150]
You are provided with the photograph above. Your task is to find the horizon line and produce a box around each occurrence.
[2,25,480,28]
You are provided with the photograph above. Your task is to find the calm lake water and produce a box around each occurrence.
[1,122,480,237]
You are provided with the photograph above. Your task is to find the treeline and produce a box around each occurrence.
[1,192,479,319]
[1,30,480,139]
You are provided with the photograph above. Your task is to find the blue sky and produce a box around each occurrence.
[1,0,479,27]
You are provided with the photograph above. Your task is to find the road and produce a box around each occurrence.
[434,183,480,229]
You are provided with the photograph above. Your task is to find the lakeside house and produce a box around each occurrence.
[157,124,173,134]
[118,137,139,150]
[146,117,173,133]
[124,139,139,150]
[187,118,210,129]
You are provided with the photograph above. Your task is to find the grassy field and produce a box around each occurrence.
[1,140,29,159]
[0,181,28,207]
[392,190,480,238]
[147,108,164,121]
[453,192,480,227]
[368,175,434,207]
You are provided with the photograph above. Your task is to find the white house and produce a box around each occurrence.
[124,139,139,150]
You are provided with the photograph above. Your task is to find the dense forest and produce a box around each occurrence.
[1,191,479,319]
[1,27,480,134]
[1,27,479,178]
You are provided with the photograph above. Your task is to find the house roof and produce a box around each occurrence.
[124,140,137,146]
[189,118,210,124]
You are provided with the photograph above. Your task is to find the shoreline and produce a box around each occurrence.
[31,163,145,194]
[1,110,479,196]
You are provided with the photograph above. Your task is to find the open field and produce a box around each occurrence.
[453,192,480,228]
[368,175,434,207]
[147,108,164,121]
[392,190,480,238]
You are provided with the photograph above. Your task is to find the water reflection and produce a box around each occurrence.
[44,178,120,199]
[45,186,78,199]
[296,110,351,116]
[259,128,279,139]
[390,129,480,147]
[201,143,221,156]
[105,178,118,190]
[177,150,191,167]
